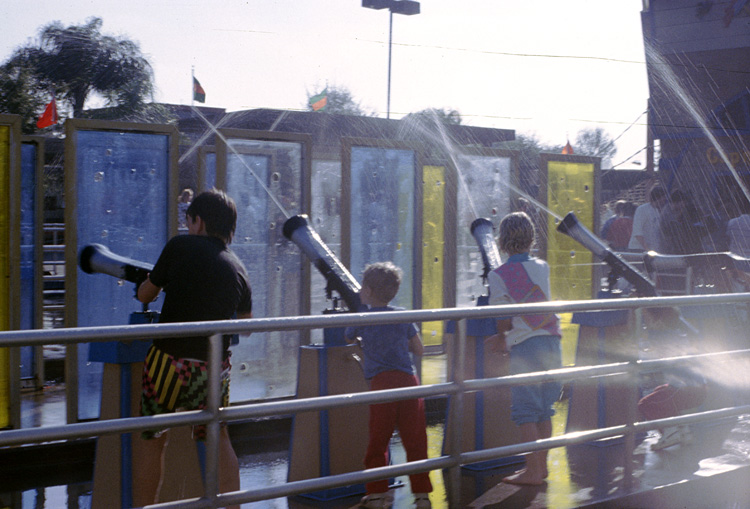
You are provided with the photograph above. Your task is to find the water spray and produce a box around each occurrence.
[470,218,501,287]
[282,214,361,312]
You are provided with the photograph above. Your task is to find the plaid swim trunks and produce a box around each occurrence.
[140,345,231,440]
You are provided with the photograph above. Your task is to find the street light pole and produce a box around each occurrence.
[362,0,420,120]
[387,10,393,119]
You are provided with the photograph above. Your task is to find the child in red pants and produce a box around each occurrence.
[345,262,432,509]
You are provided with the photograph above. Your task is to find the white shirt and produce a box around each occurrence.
[628,202,662,252]
[488,255,559,349]
[728,214,750,257]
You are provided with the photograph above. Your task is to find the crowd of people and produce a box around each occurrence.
[604,183,750,258]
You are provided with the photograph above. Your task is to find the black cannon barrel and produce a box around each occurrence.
[470,217,502,279]
[79,243,153,285]
[557,212,656,297]
[283,214,361,312]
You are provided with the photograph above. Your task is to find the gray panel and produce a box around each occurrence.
[350,146,414,309]
[76,130,170,420]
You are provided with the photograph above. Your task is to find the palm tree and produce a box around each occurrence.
[2,17,164,129]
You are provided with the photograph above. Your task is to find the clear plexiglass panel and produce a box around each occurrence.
[309,159,343,343]
[455,154,512,307]
[224,138,303,401]
[350,146,415,309]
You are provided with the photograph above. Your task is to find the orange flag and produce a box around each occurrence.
[562,140,574,155]
[37,98,58,129]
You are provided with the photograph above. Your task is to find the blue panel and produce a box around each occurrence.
[205,152,216,189]
[350,146,414,309]
[76,129,169,420]
[20,143,37,379]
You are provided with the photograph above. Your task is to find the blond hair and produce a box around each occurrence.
[362,262,402,303]
[499,212,535,255]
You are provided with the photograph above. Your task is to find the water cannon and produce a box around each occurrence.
[79,243,153,285]
[557,212,698,334]
[470,218,502,285]
[283,214,362,312]
[557,212,657,296]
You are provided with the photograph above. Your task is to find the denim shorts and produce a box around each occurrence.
[510,335,562,425]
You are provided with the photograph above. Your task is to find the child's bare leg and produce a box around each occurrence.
[503,421,548,486]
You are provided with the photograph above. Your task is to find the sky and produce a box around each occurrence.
[1,0,649,169]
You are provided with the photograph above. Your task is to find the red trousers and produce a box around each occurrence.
[638,383,707,421]
[365,370,433,495]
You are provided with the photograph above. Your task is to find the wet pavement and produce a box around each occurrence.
[3,385,750,508]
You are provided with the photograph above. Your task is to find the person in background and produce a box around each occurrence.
[605,201,636,252]
[487,212,562,486]
[345,262,433,509]
[133,189,252,508]
[178,188,194,230]
[600,200,624,240]
[659,190,704,255]
[629,185,668,252]
[727,198,750,257]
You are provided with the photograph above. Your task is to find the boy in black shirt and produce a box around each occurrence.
[134,189,252,507]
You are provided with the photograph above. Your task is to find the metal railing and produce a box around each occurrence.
[2,292,750,508]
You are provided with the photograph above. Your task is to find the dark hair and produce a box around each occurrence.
[623,201,636,217]
[649,185,666,202]
[362,262,402,303]
[613,200,627,215]
[669,189,688,203]
[186,189,237,243]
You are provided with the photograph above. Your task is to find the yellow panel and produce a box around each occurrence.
[547,161,595,301]
[547,161,595,367]
[421,165,445,347]
[0,125,9,427]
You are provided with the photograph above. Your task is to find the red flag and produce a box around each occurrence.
[37,98,58,129]
[562,140,574,155]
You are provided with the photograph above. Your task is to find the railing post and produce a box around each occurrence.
[447,318,467,508]
[204,333,223,506]
[622,356,639,492]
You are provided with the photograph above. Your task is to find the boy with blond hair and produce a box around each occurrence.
[345,262,432,508]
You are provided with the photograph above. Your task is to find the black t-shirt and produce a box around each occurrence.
[149,234,252,361]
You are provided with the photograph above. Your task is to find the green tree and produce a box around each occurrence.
[306,85,374,116]
[402,107,462,125]
[1,17,170,132]
[573,127,617,167]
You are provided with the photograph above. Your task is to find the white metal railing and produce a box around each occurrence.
[2,293,750,508]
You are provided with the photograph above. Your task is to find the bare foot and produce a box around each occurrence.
[502,468,546,486]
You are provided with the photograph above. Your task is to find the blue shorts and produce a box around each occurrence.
[510,335,562,425]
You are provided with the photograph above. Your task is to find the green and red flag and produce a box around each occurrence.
[309,88,328,111]
[193,77,206,103]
